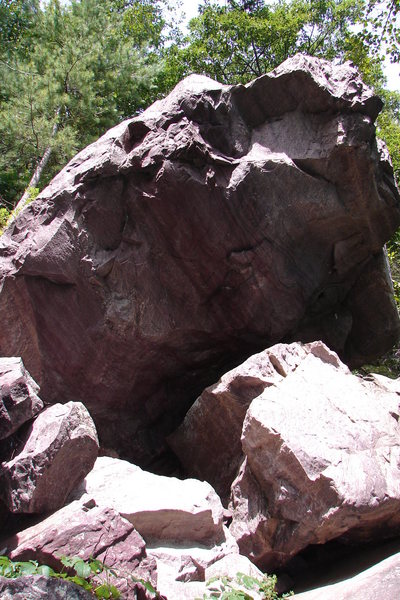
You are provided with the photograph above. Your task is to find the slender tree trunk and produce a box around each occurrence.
[13,115,59,216]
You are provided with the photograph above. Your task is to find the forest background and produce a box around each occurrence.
[0,0,399,311]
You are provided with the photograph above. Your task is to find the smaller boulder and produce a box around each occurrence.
[70,456,225,544]
[2,499,157,599]
[0,357,43,440]
[231,345,400,569]
[0,575,93,600]
[0,401,98,513]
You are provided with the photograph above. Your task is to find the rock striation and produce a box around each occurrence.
[0,55,399,465]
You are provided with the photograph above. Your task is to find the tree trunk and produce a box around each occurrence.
[12,115,59,217]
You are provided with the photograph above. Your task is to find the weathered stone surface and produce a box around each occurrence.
[169,342,312,500]
[0,575,93,600]
[230,344,400,570]
[0,402,98,513]
[0,357,43,440]
[2,499,157,599]
[147,528,239,598]
[70,456,225,544]
[0,55,399,466]
[293,551,400,600]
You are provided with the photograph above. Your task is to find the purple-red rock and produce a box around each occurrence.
[70,456,225,545]
[0,357,43,440]
[0,55,399,465]
[0,401,98,513]
[0,575,94,600]
[2,499,157,599]
[168,342,310,501]
[230,344,400,570]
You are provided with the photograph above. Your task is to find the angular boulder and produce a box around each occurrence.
[0,357,43,440]
[70,456,225,544]
[0,401,98,513]
[169,342,312,500]
[0,576,94,600]
[2,499,157,599]
[230,344,400,569]
[0,55,399,465]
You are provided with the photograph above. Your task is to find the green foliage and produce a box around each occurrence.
[0,555,121,598]
[0,0,170,207]
[167,0,382,86]
[0,207,11,234]
[362,0,400,62]
[199,572,293,600]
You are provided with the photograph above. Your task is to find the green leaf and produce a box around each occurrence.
[73,558,92,579]
[37,564,55,577]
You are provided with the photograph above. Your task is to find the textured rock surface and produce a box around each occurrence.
[169,342,312,500]
[0,401,98,513]
[230,344,400,569]
[0,575,94,600]
[0,55,399,465]
[147,529,239,599]
[0,357,43,440]
[70,456,225,544]
[2,499,157,599]
[293,551,400,600]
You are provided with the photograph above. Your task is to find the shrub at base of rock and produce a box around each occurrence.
[0,402,99,513]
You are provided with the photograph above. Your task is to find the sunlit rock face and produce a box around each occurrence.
[0,54,399,466]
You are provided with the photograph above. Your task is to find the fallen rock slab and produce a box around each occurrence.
[70,456,225,544]
[0,402,98,513]
[0,575,94,600]
[2,499,157,599]
[292,551,400,600]
[230,343,400,569]
[0,357,43,440]
[0,55,398,467]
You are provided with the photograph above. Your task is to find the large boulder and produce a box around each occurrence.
[70,456,225,545]
[2,499,157,599]
[230,344,400,569]
[0,357,43,440]
[0,55,399,465]
[0,401,98,513]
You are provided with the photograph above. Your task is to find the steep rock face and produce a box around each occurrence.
[0,55,399,465]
